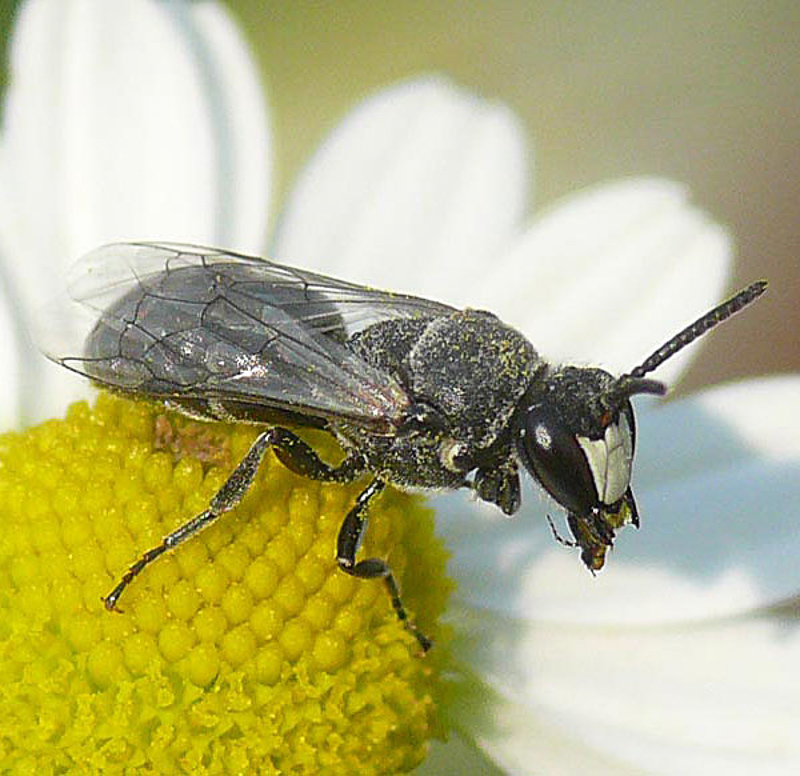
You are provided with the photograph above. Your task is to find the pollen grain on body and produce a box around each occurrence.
[0,393,451,774]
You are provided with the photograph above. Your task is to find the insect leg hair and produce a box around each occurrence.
[336,478,432,653]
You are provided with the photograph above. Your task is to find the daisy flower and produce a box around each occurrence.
[1,1,799,775]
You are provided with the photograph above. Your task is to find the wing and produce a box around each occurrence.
[38,242,457,431]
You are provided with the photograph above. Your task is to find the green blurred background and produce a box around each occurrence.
[1,0,798,394]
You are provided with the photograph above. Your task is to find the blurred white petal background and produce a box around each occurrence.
[0,0,271,424]
[230,0,799,393]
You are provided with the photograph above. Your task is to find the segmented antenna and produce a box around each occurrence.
[605,280,767,410]
[628,280,767,379]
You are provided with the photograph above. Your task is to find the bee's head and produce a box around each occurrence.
[514,280,767,570]
[514,367,663,530]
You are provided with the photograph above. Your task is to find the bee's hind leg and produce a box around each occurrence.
[104,427,363,611]
[269,427,366,483]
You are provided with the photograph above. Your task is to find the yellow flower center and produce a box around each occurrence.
[0,393,451,774]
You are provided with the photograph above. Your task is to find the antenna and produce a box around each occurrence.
[629,280,767,379]
[607,280,767,408]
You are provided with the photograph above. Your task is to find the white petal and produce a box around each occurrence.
[635,375,800,490]
[185,0,272,251]
[413,736,509,776]
[2,0,271,302]
[448,683,641,776]
[0,0,270,424]
[274,76,528,303]
[453,611,800,775]
[439,459,800,626]
[0,273,23,427]
[479,178,731,385]
[613,456,800,618]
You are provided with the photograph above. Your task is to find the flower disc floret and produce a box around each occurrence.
[0,393,450,774]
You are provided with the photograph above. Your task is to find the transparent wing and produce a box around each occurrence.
[37,242,456,430]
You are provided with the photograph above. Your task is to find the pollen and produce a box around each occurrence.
[0,393,451,774]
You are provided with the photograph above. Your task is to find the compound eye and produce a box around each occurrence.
[518,408,598,516]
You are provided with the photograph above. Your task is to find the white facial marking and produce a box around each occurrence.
[577,413,633,505]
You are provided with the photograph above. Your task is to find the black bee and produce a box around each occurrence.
[41,242,766,651]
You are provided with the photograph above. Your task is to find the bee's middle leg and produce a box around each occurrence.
[336,478,432,653]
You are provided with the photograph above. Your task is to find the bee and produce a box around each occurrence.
[40,242,766,651]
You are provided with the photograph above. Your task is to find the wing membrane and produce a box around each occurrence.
[39,242,456,430]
